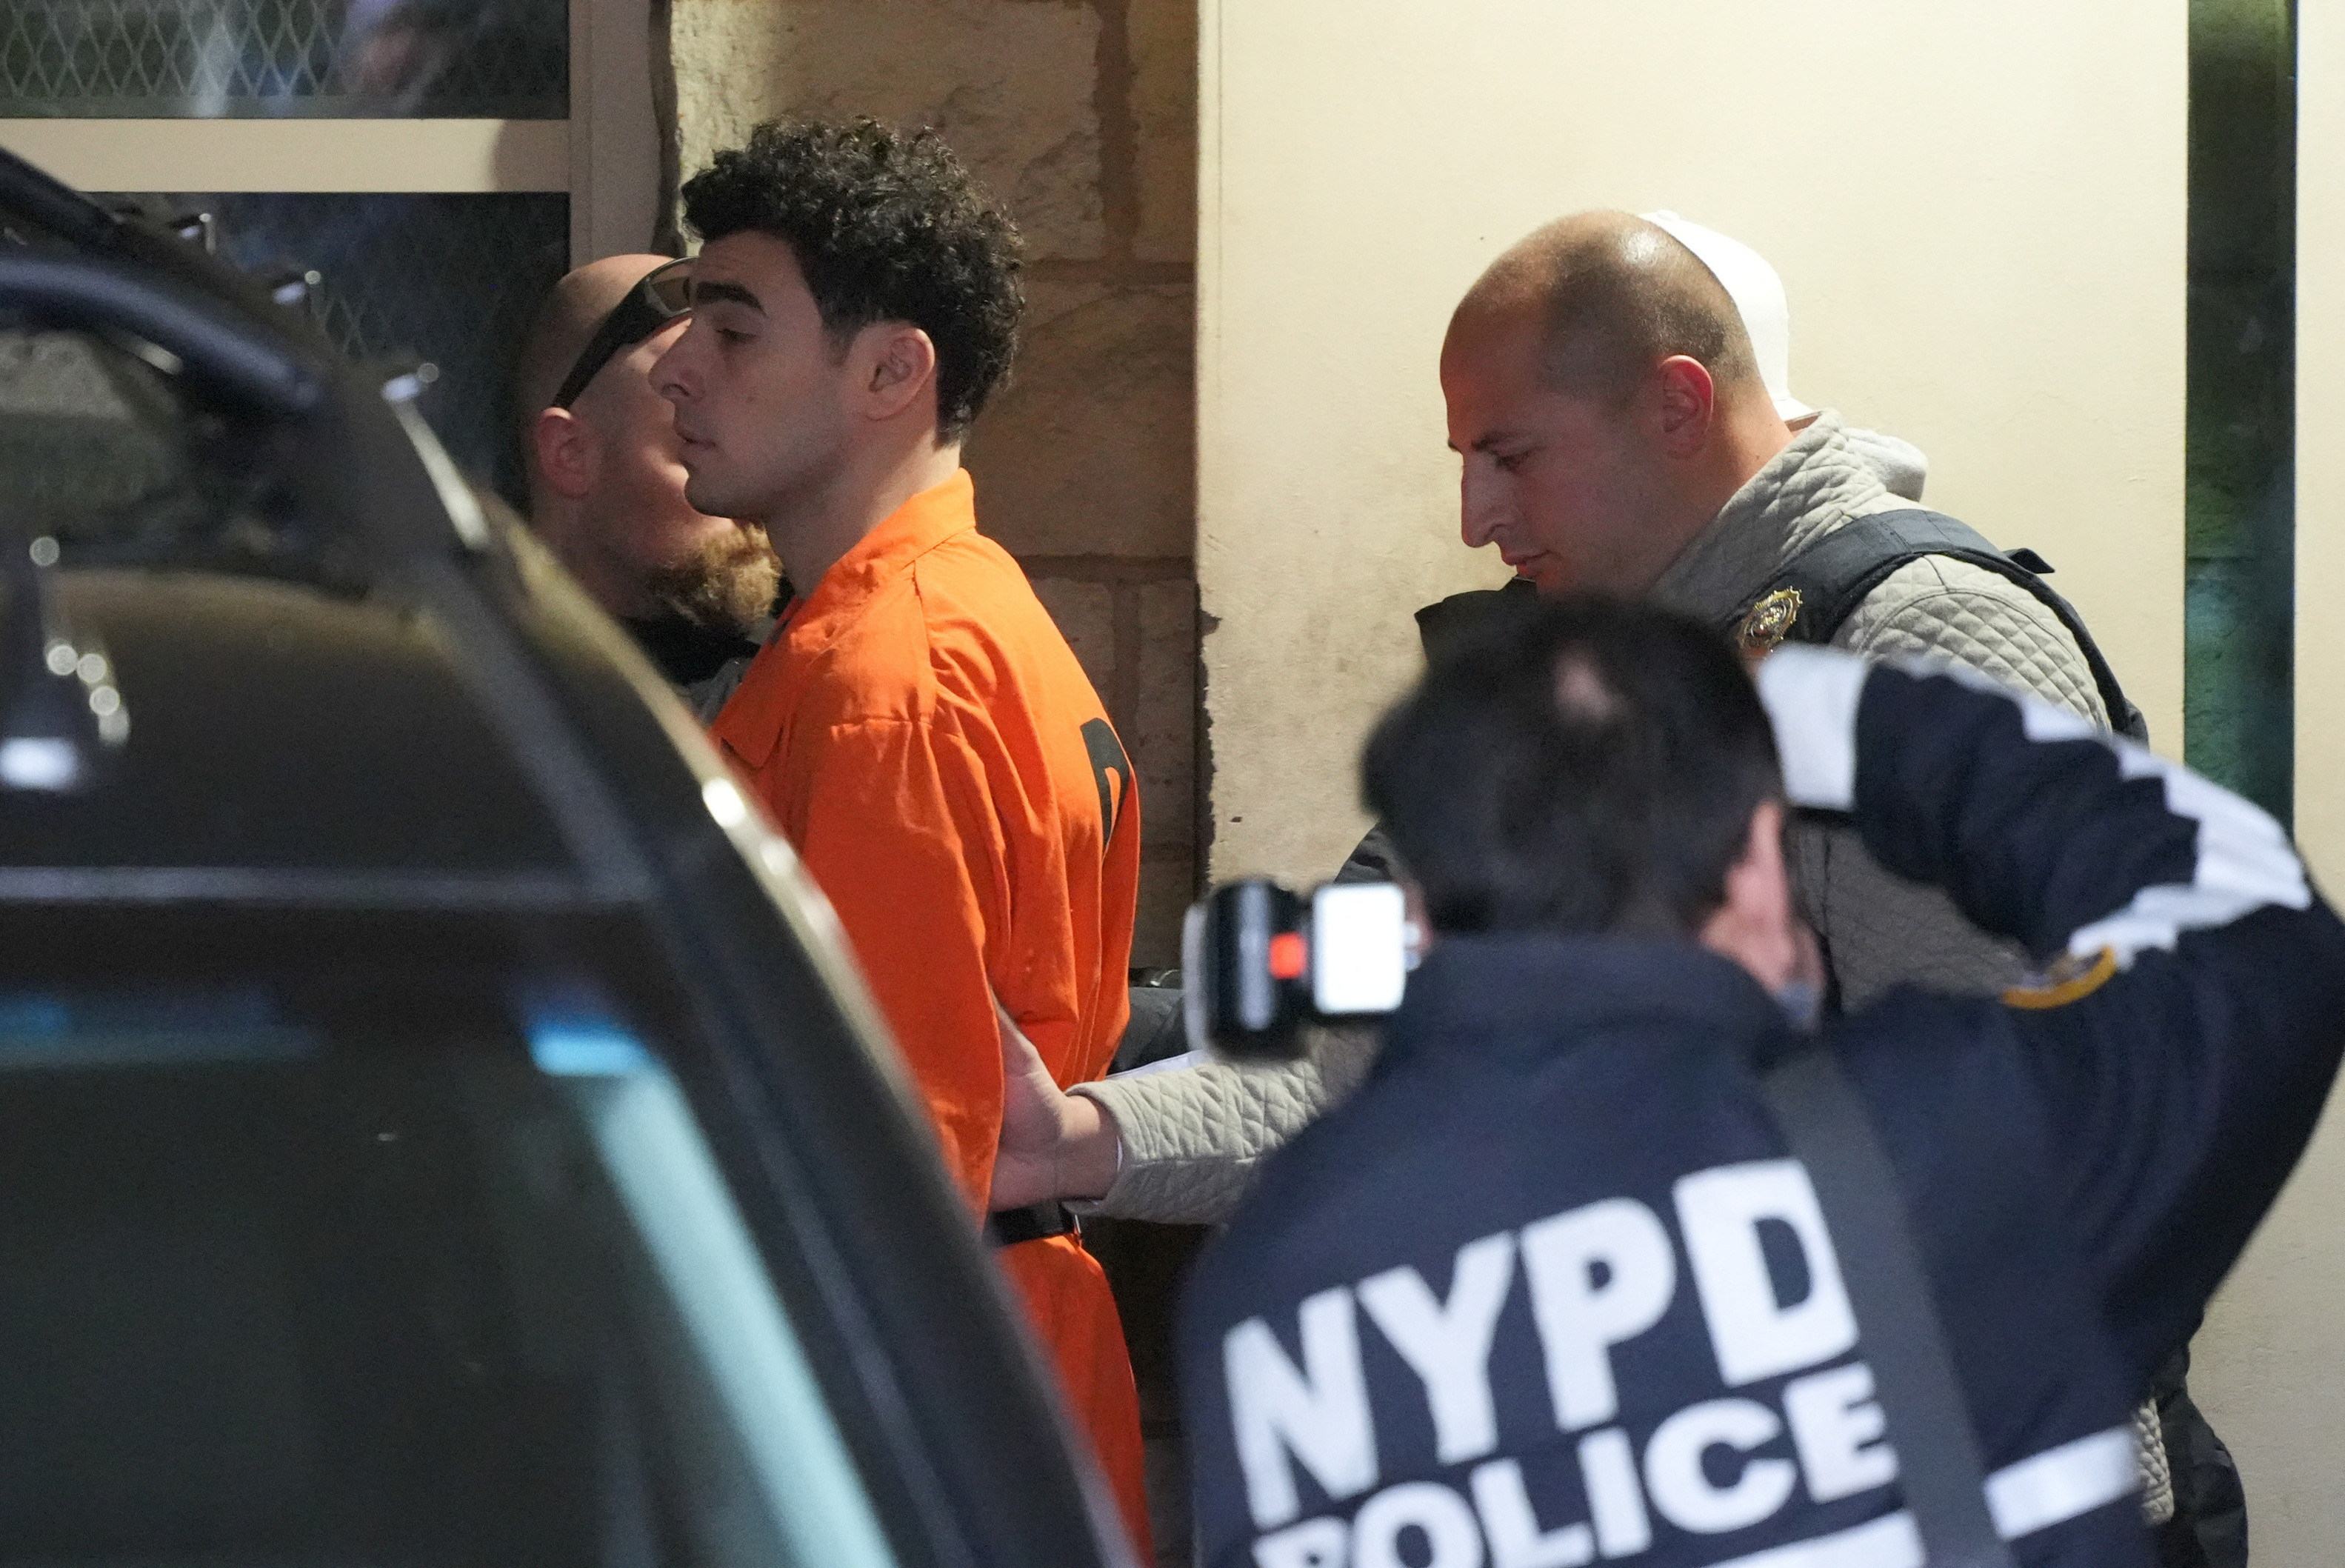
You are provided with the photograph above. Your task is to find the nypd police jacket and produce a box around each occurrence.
[1178,650,2345,1568]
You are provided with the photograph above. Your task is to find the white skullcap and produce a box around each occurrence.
[1640,210,1814,422]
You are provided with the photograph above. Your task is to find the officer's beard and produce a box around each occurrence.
[641,524,784,640]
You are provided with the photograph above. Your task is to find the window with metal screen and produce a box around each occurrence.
[131,189,572,498]
[0,0,669,502]
[0,0,567,119]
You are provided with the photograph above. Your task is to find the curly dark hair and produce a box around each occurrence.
[681,119,1024,442]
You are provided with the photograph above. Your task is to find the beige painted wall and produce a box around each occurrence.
[2187,1,2345,1556]
[1199,0,2186,886]
[2292,1,2345,933]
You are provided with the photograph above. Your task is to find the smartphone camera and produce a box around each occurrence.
[1181,879,1415,1061]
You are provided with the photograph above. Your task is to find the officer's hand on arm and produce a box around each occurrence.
[990,998,1121,1211]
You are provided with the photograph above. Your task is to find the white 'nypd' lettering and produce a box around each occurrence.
[1221,1159,2137,1566]
[1224,1162,1844,1532]
[1359,1232,1516,1466]
[1674,1161,1856,1387]
[1519,1198,1676,1432]
[1228,1285,1379,1529]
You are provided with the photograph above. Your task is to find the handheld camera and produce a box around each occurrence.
[1181,879,1416,1061]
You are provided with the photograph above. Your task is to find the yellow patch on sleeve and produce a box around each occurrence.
[2003,947,2119,1010]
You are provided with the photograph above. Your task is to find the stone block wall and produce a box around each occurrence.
[671,0,1201,966]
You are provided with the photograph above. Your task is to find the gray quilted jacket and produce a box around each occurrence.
[1073,412,2112,1224]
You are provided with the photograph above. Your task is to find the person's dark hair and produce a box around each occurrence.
[1362,595,1781,938]
[680,118,1024,441]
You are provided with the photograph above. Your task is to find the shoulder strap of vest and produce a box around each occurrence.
[1766,508,2147,743]
[1761,1045,2021,1568]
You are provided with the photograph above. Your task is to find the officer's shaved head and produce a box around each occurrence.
[1458,211,1763,408]
[1442,211,1795,598]
[516,253,678,436]
[517,254,779,633]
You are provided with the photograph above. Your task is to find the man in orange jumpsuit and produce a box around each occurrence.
[651,119,1150,1553]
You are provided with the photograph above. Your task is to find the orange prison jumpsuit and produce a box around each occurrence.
[709,472,1149,1554]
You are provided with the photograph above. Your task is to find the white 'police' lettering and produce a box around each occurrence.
[1252,1515,1347,1568]
[1227,1286,1379,1529]
[1578,1427,1652,1557]
[1674,1160,1856,1387]
[1469,1458,1594,1568]
[1641,1397,1798,1534]
[1359,1233,1517,1465]
[1353,1482,1486,1568]
[1784,1361,1898,1504]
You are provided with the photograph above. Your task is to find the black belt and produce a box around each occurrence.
[987,1201,1080,1247]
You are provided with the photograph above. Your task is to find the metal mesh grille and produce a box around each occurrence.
[0,0,566,118]
[0,330,184,516]
[153,192,569,503]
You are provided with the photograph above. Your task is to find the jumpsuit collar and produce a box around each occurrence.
[709,470,977,769]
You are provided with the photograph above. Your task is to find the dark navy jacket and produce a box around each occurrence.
[1180,653,2345,1568]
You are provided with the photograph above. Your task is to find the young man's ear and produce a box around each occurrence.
[532,406,597,501]
[858,323,941,424]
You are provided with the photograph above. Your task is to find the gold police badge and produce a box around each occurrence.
[1737,587,1802,656]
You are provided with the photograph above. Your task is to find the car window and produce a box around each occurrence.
[0,325,363,587]
[0,975,897,1568]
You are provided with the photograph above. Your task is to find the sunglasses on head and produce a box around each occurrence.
[550,257,694,410]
